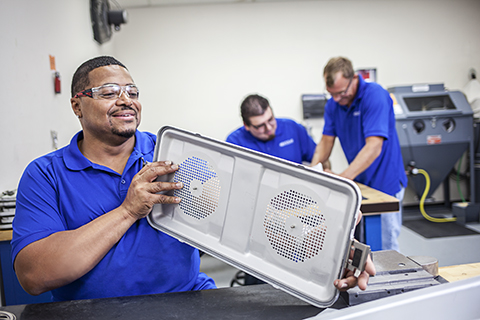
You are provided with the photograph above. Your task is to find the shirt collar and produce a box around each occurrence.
[350,75,367,108]
[274,118,283,135]
[63,131,153,171]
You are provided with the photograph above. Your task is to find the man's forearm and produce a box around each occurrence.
[14,206,137,295]
[15,161,182,295]
[311,135,335,167]
[340,136,383,180]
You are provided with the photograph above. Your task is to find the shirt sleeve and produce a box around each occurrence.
[322,99,337,137]
[361,86,392,139]
[191,271,217,290]
[226,133,237,144]
[297,123,317,162]
[11,159,66,265]
[226,128,242,145]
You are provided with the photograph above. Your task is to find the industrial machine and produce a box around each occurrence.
[389,84,475,203]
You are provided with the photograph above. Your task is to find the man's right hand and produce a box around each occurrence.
[121,161,183,220]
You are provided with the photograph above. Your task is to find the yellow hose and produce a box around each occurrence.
[417,168,457,222]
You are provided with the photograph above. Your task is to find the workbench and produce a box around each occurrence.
[0,284,326,320]
[0,184,397,306]
[0,262,477,320]
[0,230,53,306]
[356,183,399,251]
[438,262,480,282]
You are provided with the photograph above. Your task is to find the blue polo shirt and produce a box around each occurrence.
[323,76,407,196]
[226,118,316,164]
[12,130,215,301]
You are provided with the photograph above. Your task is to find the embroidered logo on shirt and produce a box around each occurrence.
[354,111,361,116]
[279,138,294,147]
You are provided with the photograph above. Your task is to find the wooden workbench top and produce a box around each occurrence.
[0,230,12,242]
[356,182,399,215]
[438,262,480,282]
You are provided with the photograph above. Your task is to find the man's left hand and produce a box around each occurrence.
[333,253,375,291]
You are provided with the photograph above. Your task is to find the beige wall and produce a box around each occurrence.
[1,0,479,199]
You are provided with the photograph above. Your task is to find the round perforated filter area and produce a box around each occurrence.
[264,190,326,263]
[173,156,221,220]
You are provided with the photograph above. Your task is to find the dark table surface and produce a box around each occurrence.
[0,284,348,320]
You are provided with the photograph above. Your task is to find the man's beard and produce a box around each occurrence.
[109,107,138,138]
[112,127,136,138]
[264,133,276,141]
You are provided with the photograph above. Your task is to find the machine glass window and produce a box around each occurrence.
[403,95,456,112]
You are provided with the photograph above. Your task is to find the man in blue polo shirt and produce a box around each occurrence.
[11,56,216,301]
[228,93,375,288]
[227,94,318,285]
[13,56,373,301]
[226,94,316,165]
[311,57,407,251]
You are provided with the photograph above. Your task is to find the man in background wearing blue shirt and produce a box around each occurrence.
[228,93,375,289]
[227,94,317,285]
[311,57,408,251]
[227,94,317,165]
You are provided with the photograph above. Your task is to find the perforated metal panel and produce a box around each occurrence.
[149,126,361,308]
[173,156,221,220]
[264,190,326,263]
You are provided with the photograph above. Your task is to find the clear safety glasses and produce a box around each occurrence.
[74,84,140,100]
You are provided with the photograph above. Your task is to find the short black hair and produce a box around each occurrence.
[240,94,271,126]
[71,56,127,97]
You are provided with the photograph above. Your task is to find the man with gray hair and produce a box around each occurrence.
[311,56,407,251]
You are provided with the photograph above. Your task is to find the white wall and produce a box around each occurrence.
[0,0,114,192]
[114,0,480,174]
[1,0,479,195]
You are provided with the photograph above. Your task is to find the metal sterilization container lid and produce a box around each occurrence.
[147,126,362,308]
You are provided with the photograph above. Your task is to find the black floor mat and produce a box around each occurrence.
[403,219,480,238]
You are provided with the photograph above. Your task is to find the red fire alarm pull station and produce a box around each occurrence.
[50,55,61,94]
[54,71,61,94]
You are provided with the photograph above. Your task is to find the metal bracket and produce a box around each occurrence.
[345,240,371,277]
